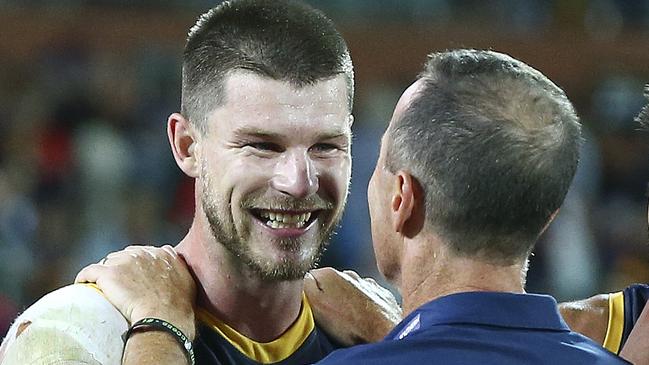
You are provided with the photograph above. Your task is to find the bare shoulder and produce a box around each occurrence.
[558,293,609,344]
[0,284,127,365]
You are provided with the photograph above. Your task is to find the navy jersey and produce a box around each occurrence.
[193,294,341,365]
[604,283,649,354]
[317,292,627,365]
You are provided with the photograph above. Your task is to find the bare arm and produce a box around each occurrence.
[75,246,401,364]
[558,294,609,345]
[620,302,649,365]
[304,267,402,345]
[121,332,190,365]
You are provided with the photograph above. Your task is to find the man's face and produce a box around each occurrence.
[368,79,424,283]
[198,71,352,281]
[368,131,398,282]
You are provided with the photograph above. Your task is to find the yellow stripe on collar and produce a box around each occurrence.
[603,291,624,354]
[196,293,315,364]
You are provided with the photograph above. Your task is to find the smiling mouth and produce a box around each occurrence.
[250,209,319,229]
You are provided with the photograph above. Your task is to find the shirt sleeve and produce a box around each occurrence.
[0,284,128,365]
[603,283,649,354]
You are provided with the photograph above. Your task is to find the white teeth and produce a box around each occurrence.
[256,210,313,229]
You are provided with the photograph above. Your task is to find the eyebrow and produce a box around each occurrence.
[232,127,349,141]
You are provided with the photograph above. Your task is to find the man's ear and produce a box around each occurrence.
[391,171,424,238]
[168,113,200,178]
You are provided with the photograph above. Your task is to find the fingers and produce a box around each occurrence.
[77,245,181,283]
[343,269,361,280]
[75,263,108,284]
[308,267,340,283]
[304,271,323,292]
[161,245,178,258]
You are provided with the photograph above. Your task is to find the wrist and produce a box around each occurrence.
[123,318,196,365]
[132,308,196,340]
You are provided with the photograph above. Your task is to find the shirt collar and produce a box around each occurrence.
[390,291,570,340]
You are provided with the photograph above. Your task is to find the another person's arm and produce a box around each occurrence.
[0,285,127,365]
[75,245,644,365]
[559,294,609,345]
[304,267,402,345]
[619,302,649,365]
[75,245,196,365]
[559,287,649,364]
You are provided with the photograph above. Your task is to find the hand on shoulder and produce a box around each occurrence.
[305,267,402,346]
[75,244,197,340]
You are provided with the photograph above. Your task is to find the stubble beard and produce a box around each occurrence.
[200,171,343,282]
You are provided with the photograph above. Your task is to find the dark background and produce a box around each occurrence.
[1,0,648,336]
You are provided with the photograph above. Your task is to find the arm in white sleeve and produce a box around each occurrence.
[0,284,128,365]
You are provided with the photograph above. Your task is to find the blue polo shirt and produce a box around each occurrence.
[316,291,629,365]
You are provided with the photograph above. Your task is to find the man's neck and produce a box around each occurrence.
[176,219,304,343]
[399,238,527,317]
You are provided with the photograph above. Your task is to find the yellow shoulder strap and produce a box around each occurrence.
[603,291,624,354]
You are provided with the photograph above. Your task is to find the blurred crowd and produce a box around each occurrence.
[1,0,649,336]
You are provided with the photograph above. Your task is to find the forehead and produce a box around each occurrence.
[208,71,351,136]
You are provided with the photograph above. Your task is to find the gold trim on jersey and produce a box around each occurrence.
[196,292,315,364]
[603,291,624,354]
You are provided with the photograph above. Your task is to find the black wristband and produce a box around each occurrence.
[122,318,195,365]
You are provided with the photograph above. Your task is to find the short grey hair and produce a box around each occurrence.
[385,49,581,265]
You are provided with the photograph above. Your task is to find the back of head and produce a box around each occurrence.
[182,0,354,131]
[386,49,581,265]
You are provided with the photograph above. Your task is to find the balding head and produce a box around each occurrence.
[384,49,581,265]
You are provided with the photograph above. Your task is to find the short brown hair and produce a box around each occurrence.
[182,0,354,132]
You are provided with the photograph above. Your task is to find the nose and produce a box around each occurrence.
[271,150,319,198]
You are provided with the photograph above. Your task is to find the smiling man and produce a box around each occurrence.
[0,1,358,364]
[2,2,647,365]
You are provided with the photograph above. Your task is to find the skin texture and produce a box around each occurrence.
[619,299,649,364]
[76,245,197,339]
[191,71,351,283]
[558,294,609,345]
[304,268,402,345]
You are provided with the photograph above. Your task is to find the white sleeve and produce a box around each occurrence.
[0,284,128,365]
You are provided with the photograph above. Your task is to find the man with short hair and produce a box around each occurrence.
[0,1,368,364]
[1,2,645,364]
[70,49,641,364]
[316,49,627,364]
